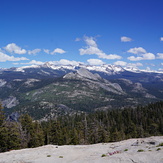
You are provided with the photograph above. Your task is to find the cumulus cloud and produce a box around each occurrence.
[0,52,28,62]
[51,59,83,66]
[128,53,155,61]
[84,36,97,47]
[87,59,105,65]
[23,60,44,65]
[114,61,143,68]
[79,36,122,60]
[51,48,66,55]
[127,56,142,61]
[146,67,151,71]
[158,68,163,71]
[114,61,127,66]
[160,37,163,41]
[127,62,143,67]
[3,43,26,54]
[121,36,132,42]
[28,49,41,55]
[102,54,122,59]
[142,53,155,60]
[127,47,147,54]
[127,47,155,61]
[157,53,163,59]
[80,46,101,55]
[44,49,50,54]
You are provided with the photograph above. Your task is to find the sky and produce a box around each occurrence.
[0,0,163,71]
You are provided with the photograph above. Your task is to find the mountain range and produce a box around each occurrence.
[0,62,163,120]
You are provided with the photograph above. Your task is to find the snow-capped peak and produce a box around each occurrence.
[2,62,163,75]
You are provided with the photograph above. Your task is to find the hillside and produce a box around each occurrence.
[0,136,163,163]
[0,63,163,120]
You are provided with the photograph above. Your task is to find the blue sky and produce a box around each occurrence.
[0,0,163,71]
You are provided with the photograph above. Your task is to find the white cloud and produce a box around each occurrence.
[51,59,83,66]
[127,56,143,61]
[79,46,101,55]
[158,68,163,71]
[23,60,44,65]
[142,53,155,60]
[121,36,132,42]
[79,36,122,60]
[84,36,97,47]
[51,48,66,55]
[127,62,143,67]
[4,43,26,54]
[160,37,163,41]
[44,49,50,54]
[128,53,155,61]
[114,61,143,68]
[157,53,163,59]
[127,46,155,61]
[28,49,41,55]
[127,47,146,54]
[0,52,28,62]
[87,59,105,65]
[114,61,127,66]
[100,54,122,59]
[146,67,151,71]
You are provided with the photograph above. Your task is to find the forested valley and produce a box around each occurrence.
[0,101,163,152]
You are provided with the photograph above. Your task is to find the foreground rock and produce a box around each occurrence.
[0,136,163,163]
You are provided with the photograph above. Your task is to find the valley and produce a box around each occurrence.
[0,63,163,120]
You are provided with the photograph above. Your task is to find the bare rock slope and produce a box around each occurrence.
[0,136,163,163]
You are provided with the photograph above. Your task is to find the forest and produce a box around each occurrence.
[0,101,163,152]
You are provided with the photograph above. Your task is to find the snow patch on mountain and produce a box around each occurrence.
[15,65,40,72]
[9,62,163,77]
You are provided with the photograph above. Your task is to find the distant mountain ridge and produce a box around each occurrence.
[0,63,163,120]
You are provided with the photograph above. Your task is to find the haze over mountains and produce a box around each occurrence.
[0,63,163,120]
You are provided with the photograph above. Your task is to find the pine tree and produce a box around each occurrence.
[0,122,21,152]
[0,126,8,152]
[0,103,4,126]
[19,114,44,148]
[49,120,63,145]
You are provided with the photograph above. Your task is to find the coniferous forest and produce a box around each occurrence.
[0,101,163,152]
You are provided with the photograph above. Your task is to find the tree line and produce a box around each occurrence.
[0,101,163,152]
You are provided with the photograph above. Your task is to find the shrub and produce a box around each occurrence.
[137,149,144,152]
[47,155,51,157]
[101,154,107,157]
[59,156,63,158]
[157,143,163,147]
[124,149,128,151]
[157,148,161,151]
